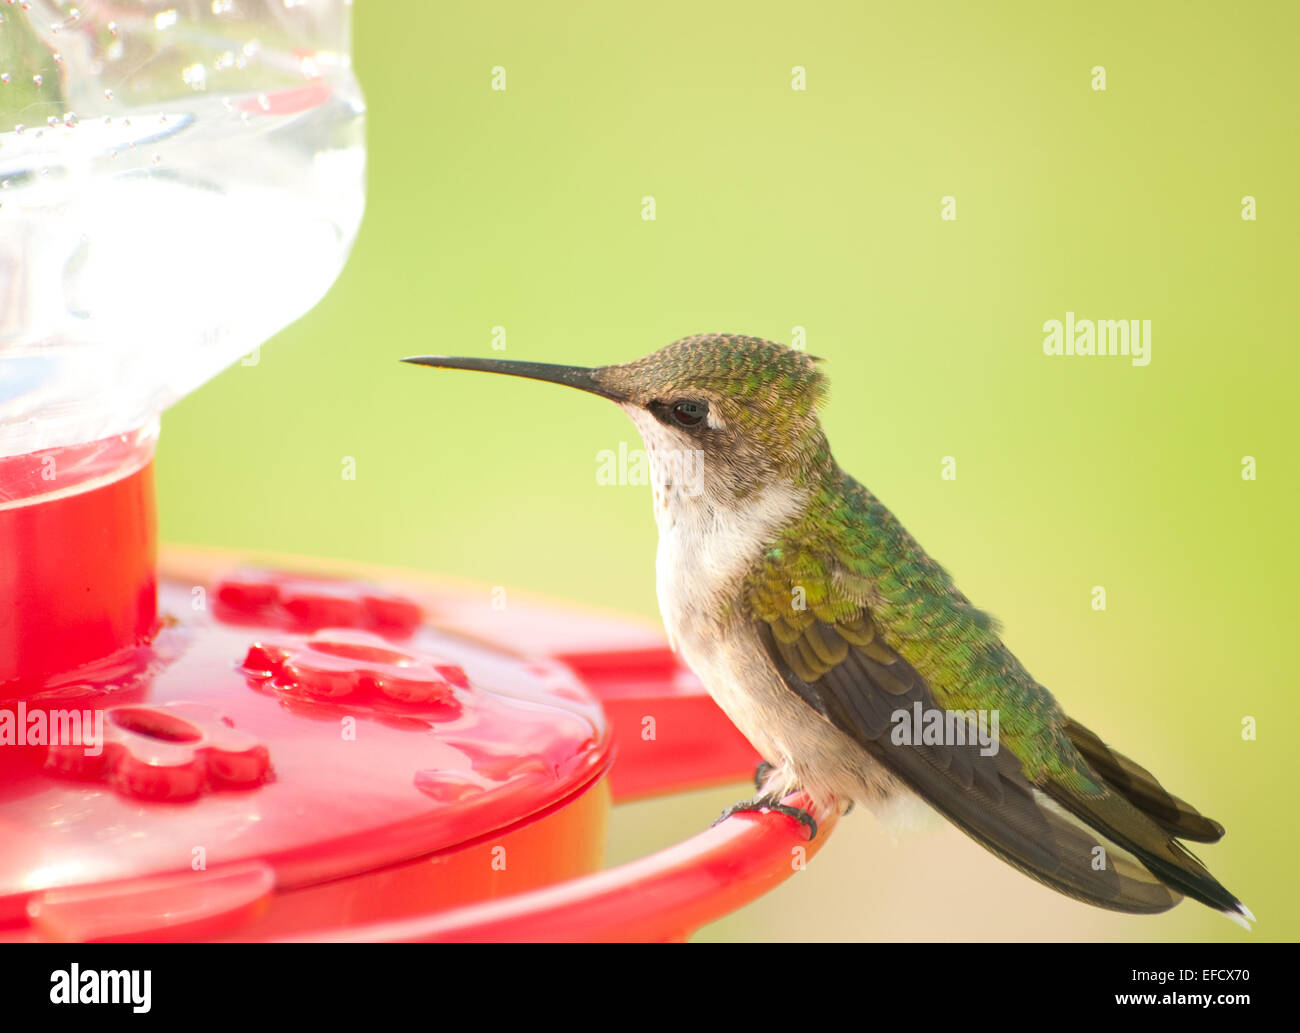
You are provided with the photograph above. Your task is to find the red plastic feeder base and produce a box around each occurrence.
[0,452,836,941]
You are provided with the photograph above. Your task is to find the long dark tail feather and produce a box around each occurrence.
[1040,777,1249,920]
[1063,718,1225,843]
[855,729,1185,914]
[1040,724,1250,921]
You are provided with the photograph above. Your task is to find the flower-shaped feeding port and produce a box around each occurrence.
[241,629,467,715]
[217,570,423,638]
[43,701,271,802]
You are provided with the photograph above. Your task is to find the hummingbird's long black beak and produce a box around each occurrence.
[401,356,628,403]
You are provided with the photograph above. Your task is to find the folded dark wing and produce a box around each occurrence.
[757,615,1183,913]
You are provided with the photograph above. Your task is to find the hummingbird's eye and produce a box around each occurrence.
[670,400,708,429]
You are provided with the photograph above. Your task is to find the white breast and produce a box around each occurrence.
[653,481,804,647]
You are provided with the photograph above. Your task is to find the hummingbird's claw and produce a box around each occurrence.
[753,760,776,791]
[712,800,750,827]
[765,803,818,840]
[712,795,819,840]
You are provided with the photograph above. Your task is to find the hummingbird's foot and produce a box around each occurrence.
[753,760,776,791]
[712,795,818,840]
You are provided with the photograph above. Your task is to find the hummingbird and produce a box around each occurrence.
[403,334,1251,924]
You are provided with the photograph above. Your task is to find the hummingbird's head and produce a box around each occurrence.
[593,334,831,498]
[403,334,832,503]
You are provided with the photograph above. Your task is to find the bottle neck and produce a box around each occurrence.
[0,425,159,697]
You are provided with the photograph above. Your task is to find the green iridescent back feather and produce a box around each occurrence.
[745,469,1099,791]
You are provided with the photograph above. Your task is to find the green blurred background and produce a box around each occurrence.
[157,0,1298,941]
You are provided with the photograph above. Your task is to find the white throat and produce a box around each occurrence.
[621,406,810,654]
